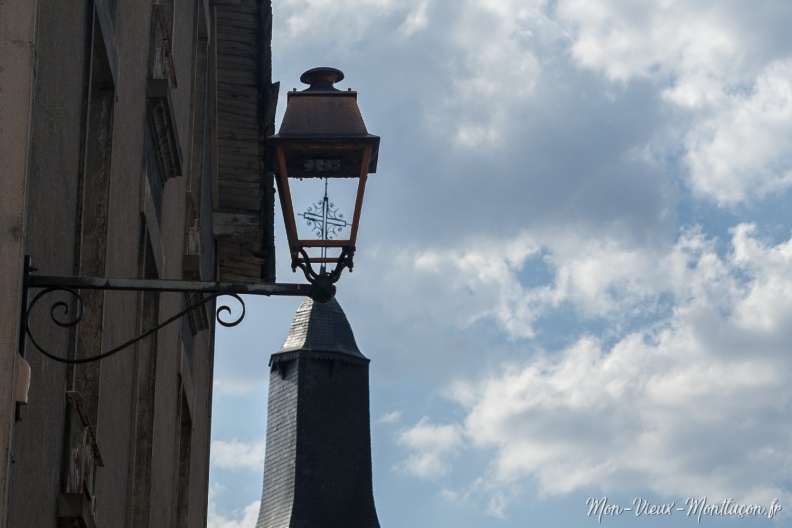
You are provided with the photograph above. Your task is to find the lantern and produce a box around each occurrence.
[270,67,380,292]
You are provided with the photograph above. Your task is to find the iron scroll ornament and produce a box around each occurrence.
[290,245,355,301]
[24,287,245,364]
[18,256,319,364]
[299,197,349,240]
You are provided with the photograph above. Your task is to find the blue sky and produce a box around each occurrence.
[207,1,792,526]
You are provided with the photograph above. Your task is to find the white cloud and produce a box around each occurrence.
[398,0,429,37]
[730,223,792,336]
[377,410,403,424]
[377,233,544,339]
[441,480,521,519]
[428,0,554,148]
[274,0,555,149]
[396,417,465,480]
[556,0,792,205]
[276,0,417,46]
[684,60,792,205]
[207,491,261,528]
[559,0,742,85]
[211,439,267,472]
[375,227,728,341]
[404,224,792,514]
[273,0,792,205]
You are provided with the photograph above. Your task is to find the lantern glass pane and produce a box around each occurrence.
[288,176,360,261]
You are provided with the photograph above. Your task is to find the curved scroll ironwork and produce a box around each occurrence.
[289,245,355,303]
[216,294,246,328]
[25,289,246,364]
[32,286,84,329]
[291,246,354,284]
[299,198,348,240]
[26,287,84,362]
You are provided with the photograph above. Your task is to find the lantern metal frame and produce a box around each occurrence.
[270,67,380,290]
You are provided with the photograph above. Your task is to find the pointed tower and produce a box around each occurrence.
[256,297,380,528]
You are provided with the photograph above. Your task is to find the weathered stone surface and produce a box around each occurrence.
[0,1,274,526]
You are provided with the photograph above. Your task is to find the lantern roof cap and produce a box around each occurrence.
[274,67,379,146]
[300,67,345,91]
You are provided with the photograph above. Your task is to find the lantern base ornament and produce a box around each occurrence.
[290,245,355,303]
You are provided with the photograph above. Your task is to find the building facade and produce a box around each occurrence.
[0,0,277,526]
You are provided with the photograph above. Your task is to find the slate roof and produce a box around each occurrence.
[273,297,367,361]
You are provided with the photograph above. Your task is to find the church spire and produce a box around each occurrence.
[256,297,381,528]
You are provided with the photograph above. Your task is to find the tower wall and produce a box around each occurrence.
[258,357,299,528]
[257,298,380,528]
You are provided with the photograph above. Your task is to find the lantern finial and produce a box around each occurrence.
[300,67,345,91]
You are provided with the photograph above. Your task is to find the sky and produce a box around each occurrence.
[207,1,792,527]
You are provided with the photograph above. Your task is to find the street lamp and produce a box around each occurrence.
[18,67,380,365]
[271,67,380,298]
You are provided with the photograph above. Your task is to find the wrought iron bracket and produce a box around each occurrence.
[19,255,325,365]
